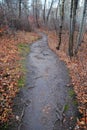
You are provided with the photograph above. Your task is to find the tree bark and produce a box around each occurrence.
[43,0,46,23]
[19,0,22,19]
[68,0,78,57]
[46,0,54,22]
[75,0,87,54]
[56,0,65,50]
[56,0,60,20]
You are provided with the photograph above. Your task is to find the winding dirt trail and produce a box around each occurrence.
[17,33,78,130]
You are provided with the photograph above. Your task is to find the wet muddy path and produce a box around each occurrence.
[18,33,78,130]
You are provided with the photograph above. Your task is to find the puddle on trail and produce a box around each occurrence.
[18,34,78,130]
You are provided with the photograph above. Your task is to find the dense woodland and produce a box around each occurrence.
[0,0,87,56]
[0,0,87,129]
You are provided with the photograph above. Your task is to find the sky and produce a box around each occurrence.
[29,0,59,9]
[0,0,84,8]
[29,0,84,8]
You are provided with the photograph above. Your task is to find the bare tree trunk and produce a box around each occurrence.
[32,0,35,18]
[22,1,31,32]
[68,0,74,57]
[68,0,78,57]
[32,0,35,27]
[43,0,46,23]
[56,0,65,50]
[35,0,40,28]
[46,0,54,22]
[75,0,87,54]
[56,0,60,20]
[52,11,57,34]
[52,11,59,46]
[19,0,22,19]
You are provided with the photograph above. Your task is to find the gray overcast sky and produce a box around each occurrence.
[29,0,58,8]
[0,0,83,7]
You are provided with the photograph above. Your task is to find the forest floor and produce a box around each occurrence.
[40,28,87,129]
[0,31,40,128]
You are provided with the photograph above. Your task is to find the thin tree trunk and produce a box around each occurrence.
[56,0,60,20]
[68,0,77,57]
[46,0,54,22]
[22,1,31,32]
[56,0,65,50]
[32,0,35,26]
[35,0,40,28]
[19,0,21,19]
[43,0,46,23]
[68,0,74,57]
[52,11,58,34]
[32,0,35,18]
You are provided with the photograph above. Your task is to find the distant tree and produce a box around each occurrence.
[31,0,42,28]
[46,0,54,22]
[43,0,46,23]
[56,0,60,20]
[0,0,32,32]
[32,0,35,18]
[19,0,22,19]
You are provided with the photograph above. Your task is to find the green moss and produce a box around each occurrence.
[64,104,69,112]
[73,100,78,106]
[69,90,78,106]
[68,89,76,97]
[19,59,27,73]
[18,76,25,88]
[18,43,30,57]
[17,43,30,88]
